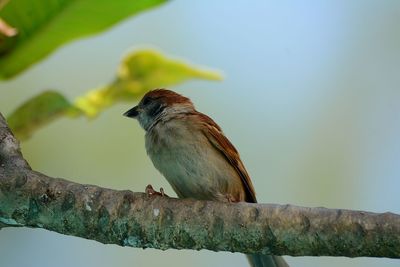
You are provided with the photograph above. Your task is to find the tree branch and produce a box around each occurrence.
[0,112,399,258]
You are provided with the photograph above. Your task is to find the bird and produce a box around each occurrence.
[123,88,289,267]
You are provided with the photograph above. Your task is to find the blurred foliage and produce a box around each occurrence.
[0,0,221,140]
[7,49,222,140]
[7,91,78,140]
[75,50,222,117]
[0,0,167,79]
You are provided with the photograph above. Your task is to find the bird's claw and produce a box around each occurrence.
[225,194,238,203]
[145,184,169,197]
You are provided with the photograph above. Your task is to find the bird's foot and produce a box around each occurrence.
[225,194,239,203]
[145,184,169,197]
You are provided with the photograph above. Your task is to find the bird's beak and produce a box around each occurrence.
[123,106,139,118]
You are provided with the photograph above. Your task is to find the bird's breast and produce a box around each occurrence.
[145,120,242,201]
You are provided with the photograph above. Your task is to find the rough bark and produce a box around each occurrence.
[0,112,399,258]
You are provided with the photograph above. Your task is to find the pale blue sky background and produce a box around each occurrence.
[0,1,399,267]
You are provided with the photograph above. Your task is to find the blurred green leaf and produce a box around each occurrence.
[8,49,222,140]
[7,91,77,140]
[75,49,222,117]
[0,0,167,79]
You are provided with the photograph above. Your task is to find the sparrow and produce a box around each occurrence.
[124,89,289,267]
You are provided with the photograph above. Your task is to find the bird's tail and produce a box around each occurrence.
[247,254,289,267]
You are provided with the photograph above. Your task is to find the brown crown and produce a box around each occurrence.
[143,89,193,106]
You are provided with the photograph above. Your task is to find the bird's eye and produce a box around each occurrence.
[142,96,152,105]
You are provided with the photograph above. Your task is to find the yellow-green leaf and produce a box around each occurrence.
[7,91,77,140]
[8,49,222,140]
[0,0,167,79]
[75,49,222,117]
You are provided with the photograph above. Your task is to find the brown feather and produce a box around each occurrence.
[142,89,193,106]
[196,113,257,203]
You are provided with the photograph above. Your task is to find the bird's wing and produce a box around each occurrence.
[196,113,257,203]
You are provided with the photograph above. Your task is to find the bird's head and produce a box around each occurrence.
[123,89,194,130]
